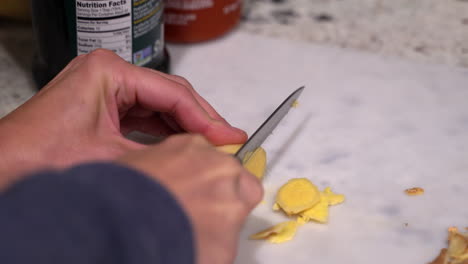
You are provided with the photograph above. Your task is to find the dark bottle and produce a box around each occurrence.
[31,0,170,89]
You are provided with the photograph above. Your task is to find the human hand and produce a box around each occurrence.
[0,49,247,186]
[118,134,263,264]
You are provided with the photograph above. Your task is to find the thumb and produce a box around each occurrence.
[237,172,264,210]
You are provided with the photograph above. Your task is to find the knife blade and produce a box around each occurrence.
[234,86,305,164]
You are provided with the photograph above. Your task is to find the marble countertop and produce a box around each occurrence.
[1,0,468,116]
[168,32,468,264]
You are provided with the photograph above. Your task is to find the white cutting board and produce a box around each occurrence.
[167,31,468,264]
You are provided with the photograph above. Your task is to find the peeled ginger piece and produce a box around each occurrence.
[321,187,345,206]
[298,199,329,223]
[250,178,345,244]
[275,178,321,215]
[297,187,345,224]
[250,221,299,243]
[272,203,281,211]
[217,144,267,180]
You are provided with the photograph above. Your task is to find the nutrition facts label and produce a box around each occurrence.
[75,0,132,62]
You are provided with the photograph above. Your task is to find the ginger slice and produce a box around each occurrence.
[253,178,345,244]
[275,178,321,215]
[250,220,298,244]
[297,187,345,224]
[321,187,345,206]
[298,198,329,223]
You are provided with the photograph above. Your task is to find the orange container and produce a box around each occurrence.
[164,0,242,43]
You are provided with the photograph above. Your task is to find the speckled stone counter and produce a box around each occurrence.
[1,0,468,113]
[242,0,468,67]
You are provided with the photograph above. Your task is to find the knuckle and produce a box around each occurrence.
[187,134,210,146]
[171,75,193,88]
[164,134,191,146]
[73,53,88,61]
[164,134,209,150]
[88,48,116,58]
[84,49,120,67]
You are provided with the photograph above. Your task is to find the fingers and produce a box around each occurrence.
[150,71,230,124]
[156,134,215,151]
[117,63,247,145]
[57,50,247,145]
[117,134,258,264]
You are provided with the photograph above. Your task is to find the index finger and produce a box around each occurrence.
[117,64,247,145]
[150,71,230,124]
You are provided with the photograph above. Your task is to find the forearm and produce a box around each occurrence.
[0,163,195,264]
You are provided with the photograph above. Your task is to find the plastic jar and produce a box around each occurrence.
[164,0,242,43]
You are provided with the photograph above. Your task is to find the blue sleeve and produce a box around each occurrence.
[0,163,194,264]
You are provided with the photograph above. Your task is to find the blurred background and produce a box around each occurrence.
[1,0,467,117]
[241,0,468,67]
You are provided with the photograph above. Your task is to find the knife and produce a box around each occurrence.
[234,86,305,164]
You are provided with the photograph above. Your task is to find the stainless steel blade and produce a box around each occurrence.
[234,86,305,164]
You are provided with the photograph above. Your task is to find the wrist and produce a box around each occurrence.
[0,118,17,188]
[0,117,40,190]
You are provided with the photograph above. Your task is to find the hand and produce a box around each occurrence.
[118,134,263,264]
[0,49,247,187]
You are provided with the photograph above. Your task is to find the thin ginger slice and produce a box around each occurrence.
[251,175,346,244]
[298,198,329,223]
[250,220,298,244]
[275,178,321,215]
[321,187,346,206]
[298,187,345,223]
